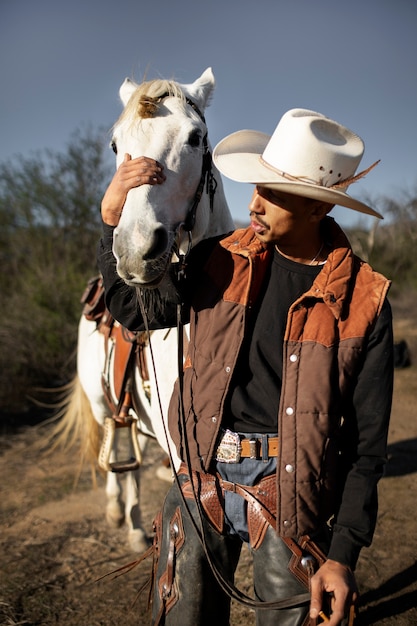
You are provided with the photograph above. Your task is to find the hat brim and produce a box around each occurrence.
[213,130,382,219]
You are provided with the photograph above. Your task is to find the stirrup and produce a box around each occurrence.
[99,417,142,473]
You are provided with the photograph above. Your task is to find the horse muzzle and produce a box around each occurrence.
[113,223,173,287]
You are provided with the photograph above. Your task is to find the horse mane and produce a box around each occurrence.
[115,78,187,128]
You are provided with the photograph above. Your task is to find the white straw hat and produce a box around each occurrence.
[213,108,382,218]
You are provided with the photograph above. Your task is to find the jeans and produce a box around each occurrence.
[216,447,277,542]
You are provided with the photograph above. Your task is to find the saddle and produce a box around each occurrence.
[81,275,150,473]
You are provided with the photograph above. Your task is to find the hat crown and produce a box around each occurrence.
[262,109,364,189]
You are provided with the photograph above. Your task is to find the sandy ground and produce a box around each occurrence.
[1,303,416,625]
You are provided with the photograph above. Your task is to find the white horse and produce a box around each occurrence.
[58,68,234,552]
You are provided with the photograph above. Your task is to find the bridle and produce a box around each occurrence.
[181,97,217,233]
[158,92,217,235]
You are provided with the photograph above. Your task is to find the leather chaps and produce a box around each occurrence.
[150,468,321,626]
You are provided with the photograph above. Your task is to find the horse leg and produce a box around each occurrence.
[105,472,125,527]
[125,431,150,552]
[105,428,125,528]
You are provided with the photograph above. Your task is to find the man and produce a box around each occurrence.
[98,109,393,626]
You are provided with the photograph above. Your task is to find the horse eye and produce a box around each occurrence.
[110,140,118,155]
[188,130,201,148]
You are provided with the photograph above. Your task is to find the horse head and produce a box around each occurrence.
[110,68,234,289]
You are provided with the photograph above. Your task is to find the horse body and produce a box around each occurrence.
[62,68,234,551]
[76,314,178,551]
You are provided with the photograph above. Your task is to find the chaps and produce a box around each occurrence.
[151,478,241,626]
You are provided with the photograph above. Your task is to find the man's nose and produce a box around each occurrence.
[249,187,264,213]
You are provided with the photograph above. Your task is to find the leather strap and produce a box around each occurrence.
[109,322,137,403]
[240,436,279,458]
[100,320,139,422]
[158,507,185,614]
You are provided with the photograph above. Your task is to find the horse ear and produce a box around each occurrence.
[183,67,216,112]
[119,78,139,106]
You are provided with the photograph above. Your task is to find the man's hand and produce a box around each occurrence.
[101,154,165,226]
[309,559,358,625]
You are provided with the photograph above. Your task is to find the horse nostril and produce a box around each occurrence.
[143,225,169,260]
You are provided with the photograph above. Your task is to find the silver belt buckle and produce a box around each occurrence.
[215,429,241,463]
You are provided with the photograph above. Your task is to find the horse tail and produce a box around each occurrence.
[46,375,102,483]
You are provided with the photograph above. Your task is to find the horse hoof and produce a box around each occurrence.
[155,465,174,483]
[129,529,150,553]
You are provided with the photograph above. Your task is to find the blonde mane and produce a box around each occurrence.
[115,79,187,129]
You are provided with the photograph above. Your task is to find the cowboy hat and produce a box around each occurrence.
[213,108,382,219]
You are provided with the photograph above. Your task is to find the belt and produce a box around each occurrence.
[215,429,279,463]
[241,436,279,458]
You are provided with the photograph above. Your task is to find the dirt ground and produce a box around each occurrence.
[1,298,417,625]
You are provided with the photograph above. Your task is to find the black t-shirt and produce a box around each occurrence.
[224,248,324,433]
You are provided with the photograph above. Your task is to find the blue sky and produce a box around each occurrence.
[1,0,416,227]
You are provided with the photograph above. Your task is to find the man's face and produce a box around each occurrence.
[249,186,328,248]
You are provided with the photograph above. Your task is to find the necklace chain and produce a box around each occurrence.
[309,241,324,265]
[275,241,324,265]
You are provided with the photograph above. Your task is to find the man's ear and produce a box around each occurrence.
[310,201,334,222]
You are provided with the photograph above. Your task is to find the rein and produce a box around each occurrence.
[135,92,311,613]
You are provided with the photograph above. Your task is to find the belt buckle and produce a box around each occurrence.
[215,429,241,463]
